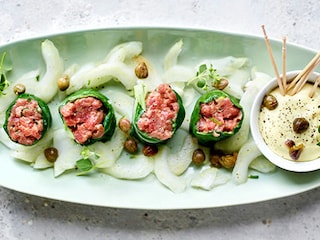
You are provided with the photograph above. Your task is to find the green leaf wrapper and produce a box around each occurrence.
[132,85,185,145]
[189,90,243,145]
[59,89,116,145]
[3,93,52,146]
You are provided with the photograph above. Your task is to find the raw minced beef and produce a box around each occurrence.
[137,84,179,140]
[59,96,106,144]
[197,97,242,133]
[7,98,44,145]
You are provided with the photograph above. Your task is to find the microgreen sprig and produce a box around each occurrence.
[188,64,221,91]
[75,147,100,176]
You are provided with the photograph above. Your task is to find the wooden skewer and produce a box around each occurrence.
[261,26,320,97]
[287,51,320,92]
[309,74,320,98]
[290,55,320,95]
[282,36,287,93]
[261,25,285,95]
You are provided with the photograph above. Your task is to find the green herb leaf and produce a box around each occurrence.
[248,174,259,179]
[196,79,206,88]
[76,158,96,176]
[188,64,221,91]
[80,147,100,160]
[198,64,207,74]
[75,147,101,175]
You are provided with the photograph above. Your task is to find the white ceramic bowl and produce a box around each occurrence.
[250,71,320,172]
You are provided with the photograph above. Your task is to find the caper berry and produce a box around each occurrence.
[293,117,309,133]
[192,148,206,165]
[142,144,158,157]
[44,147,59,163]
[13,83,26,95]
[57,75,70,91]
[263,94,278,110]
[135,62,148,79]
[118,118,131,133]
[124,138,138,154]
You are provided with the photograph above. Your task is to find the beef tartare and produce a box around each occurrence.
[59,89,116,145]
[190,90,243,145]
[132,83,185,144]
[4,94,52,146]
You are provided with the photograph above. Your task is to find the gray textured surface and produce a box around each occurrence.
[0,1,319,239]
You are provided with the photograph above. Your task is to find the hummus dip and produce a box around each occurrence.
[259,83,320,161]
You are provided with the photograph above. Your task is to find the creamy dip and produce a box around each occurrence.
[259,83,320,161]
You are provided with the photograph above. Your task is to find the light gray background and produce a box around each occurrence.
[0,1,319,239]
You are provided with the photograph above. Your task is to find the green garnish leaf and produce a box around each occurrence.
[196,79,206,88]
[76,158,96,176]
[76,158,93,171]
[80,147,100,160]
[248,174,259,179]
[198,64,207,74]
[188,64,221,91]
[75,147,100,175]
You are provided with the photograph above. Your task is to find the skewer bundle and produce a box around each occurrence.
[261,25,320,97]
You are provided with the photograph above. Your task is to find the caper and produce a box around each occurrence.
[219,152,237,169]
[124,138,138,154]
[135,62,148,79]
[192,148,206,165]
[289,143,304,160]
[142,144,158,157]
[285,139,295,148]
[13,83,26,95]
[44,147,59,163]
[293,117,309,133]
[57,75,70,91]
[263,94,278,110]
[118,118,131,133]
[209,153,222,168]
[213,78,229,90]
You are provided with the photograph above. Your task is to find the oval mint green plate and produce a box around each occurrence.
[0,27,319,210]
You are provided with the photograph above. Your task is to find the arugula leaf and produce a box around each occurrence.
[0,52,12,95]
[188,64,221,91]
